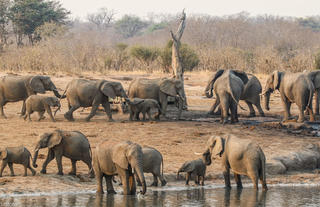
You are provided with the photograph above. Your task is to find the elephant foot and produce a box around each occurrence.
[85,117,91,122]
[107,190,117,194]
[297,118,304,123]
[0,115,7,119]
[96,190,104,194]
[23,174,27,177]
[32,171,36,176]
[150,182,158,187]
[64,113,74,121]
[161,180,167,186]
[248,113,256,117]
[40,169,46,174]
[237,185,243,189]
[108,118,115,122]
[57,172,64,176]
[263,185,268,191]
[224,186,232,190]
[68,171,76,176]
[10,174,15,177]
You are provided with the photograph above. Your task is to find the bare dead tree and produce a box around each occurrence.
[87,8,115,30]
[170,9,187,108]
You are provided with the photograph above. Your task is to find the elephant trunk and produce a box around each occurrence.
[32,149,39,168]
[264,91,271,111]
[205,80,214,98]
[52,89,63,99]
[134,163,146,195]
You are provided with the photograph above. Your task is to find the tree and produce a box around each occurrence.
[0,0,10,50]
[87,8,115,30]
[115,15,148,38]
[9,0,70,45]
[130,45,159,69]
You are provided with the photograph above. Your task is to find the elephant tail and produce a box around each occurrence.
[228,75,247,111]
[161,153,164,178]
[260,151,267,186]
[306,78,314,111]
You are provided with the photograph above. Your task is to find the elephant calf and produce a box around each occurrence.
[0,146,36,177]
[177,158,207,185]
[126,98,161,121]
[24,95,61,122]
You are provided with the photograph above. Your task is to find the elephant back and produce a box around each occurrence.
[142,147,162,172]
[241,75,262,101]
[5,146,27,163]
[128,78,161,100]
[0,75,29,100]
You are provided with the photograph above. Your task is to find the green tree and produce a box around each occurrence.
[115,15,148,38]
[9,0,69,45]
[130,45,159,68]
[0,0,10,50]
[159,40,200,73]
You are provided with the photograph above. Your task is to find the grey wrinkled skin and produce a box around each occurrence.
[24,95,61,122]
[0,75,62,118]
[126,98,162,121]
[93,140,146,195]
[263,71,314,123]
[306,70,320,115]
[205,70,264,117]
[127,78,184,120]
[32,130,94,178]
[0,146,36,177]
[62,79,128,122]
[203,134,267,190]
[135,146,166,187]
[177,158,207,186]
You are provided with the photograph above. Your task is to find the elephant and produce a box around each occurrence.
[202,134,267,190]
[205,70,244,124]
[128,78,184,120]
[306,70,320,115]
[263,71,314,123]
[136,146,166,187]
[62,79,128,122]
[205,69,264,117]
[32,130,94,177]
[0,75,62,118]
[24,95,61,122]
[177,158,207,185]
[125,98,162,121]
[0,146,36,177]
[93,140,146,195]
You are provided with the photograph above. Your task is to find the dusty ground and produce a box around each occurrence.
[0,71,320,195]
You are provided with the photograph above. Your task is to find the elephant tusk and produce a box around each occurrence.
[194,152,203,155]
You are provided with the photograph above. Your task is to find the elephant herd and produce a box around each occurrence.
[0,69,319,196]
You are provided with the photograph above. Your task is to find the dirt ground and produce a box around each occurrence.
[0,71,320,195]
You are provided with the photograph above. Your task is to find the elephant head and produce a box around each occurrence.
[29,76,62,98]
[100,81,128,99]
[205,69,248,98]
[160,78,184,99]
[45,97,61,108]
[33,130,63,168]
[0,148,8,160]
[112,141,146,195]
[263,71,282,111]
[203,136,225,163]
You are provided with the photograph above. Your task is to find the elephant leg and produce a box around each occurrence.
[200,175,205,186]
[151,173,158,186]
[159,94,168,119]
[27,163,36,176]
[315,90,320,115]
[8,163,14,176]
[41,149,55,174]
[117,166,136,195]
[135,111,140,121]
[223,168,231,189]
[83,156,94,178]
[142,112,146,121]
[20,100,26,116]
[0,160,7,176]
[195,175,200,185]
[85,104,99,122]
[155,169,166,186]
[44,106,55,122]
[23,164,28,176]
[101,102,114,122]
[248,171,259,190]
[259,172,268,191]
[282,97,291,121]
[230,100,238,123]
[55,151,64,175]
[37,111,45,121]
[106,175,116,194]
[220,95,229,124]
[95,170,104,194]
[185,172,191,185]
[208,99,220,115]
[234,173,243,189]
[254,101,265,117]
[64,104,80,121]
[129,110,134,121]
[68,159,77,175]
[245,101,255,117]
[147,110,153,121]
[297,104,306,123]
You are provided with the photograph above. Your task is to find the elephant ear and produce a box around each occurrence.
[29,76,46,94]
[47,130,63,148]
[100,82,116,99]
[273,71,281,90]
[112,142,130,169]
[232,70,249,84]
[210,136,224,157]
[0,149,8,160]
[44,97,56,107]
[160,79,177,97]
[130,98,144,105]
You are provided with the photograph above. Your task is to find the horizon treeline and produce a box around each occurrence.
[1,1,320,74]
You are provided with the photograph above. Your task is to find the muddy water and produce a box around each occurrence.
[1,185,320,207]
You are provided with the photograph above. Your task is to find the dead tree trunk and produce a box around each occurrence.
[171,10,187,108]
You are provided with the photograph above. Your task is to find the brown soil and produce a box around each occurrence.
[0,71,319,195]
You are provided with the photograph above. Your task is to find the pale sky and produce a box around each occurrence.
[60,0,320,20]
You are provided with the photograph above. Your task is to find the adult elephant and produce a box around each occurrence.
[306,70,320,115]
[128,78,184,119]
[205,69,264,117]
[0,75,62,118]
[202,134,267,190]
[263,71,314,123]
[32,130,94,177]
[93,140,146,195]
[63,79,128,121]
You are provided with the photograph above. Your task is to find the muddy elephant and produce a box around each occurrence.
[135,146,166,187]
[32,130,94,177]
[206,70,244,124]
[62,79,127,122]
[263,71,314,122]
[202,134,267,190]
[177,158,207,185]
[0,75,62,118]
[93,140,146,195]
[205,69,264,117]
[306,70,320,115]
[24,95,61,122]
[0,146,36,177]
[128,78,184,120]
[126,98,162,121]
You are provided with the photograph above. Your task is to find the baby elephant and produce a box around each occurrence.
[24,95,61,122]
[0,146,36,177]
[136,146,167,187]
[125,98,161,121]
[177,158,207,185]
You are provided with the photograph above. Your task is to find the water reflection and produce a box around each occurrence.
[1,186,320,207]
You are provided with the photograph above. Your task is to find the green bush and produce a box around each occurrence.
[130,45,159,67]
